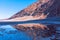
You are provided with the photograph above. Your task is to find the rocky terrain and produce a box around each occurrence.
[9,0,60,19]
[9,0,53,19]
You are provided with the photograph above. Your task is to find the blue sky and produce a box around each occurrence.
[0,0,36,19]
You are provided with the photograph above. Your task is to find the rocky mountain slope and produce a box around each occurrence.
[9,0,60,20]
[9,0,54,19]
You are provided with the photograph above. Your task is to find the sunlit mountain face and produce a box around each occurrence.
[9,0,60,19]
[5,0,60,40]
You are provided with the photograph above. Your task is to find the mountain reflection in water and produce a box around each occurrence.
[0,23,60,40]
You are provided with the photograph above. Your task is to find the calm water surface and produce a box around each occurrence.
[0,20,60,40]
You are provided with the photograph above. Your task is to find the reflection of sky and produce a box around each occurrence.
[0,0,36,19]
[0,26,32,40]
